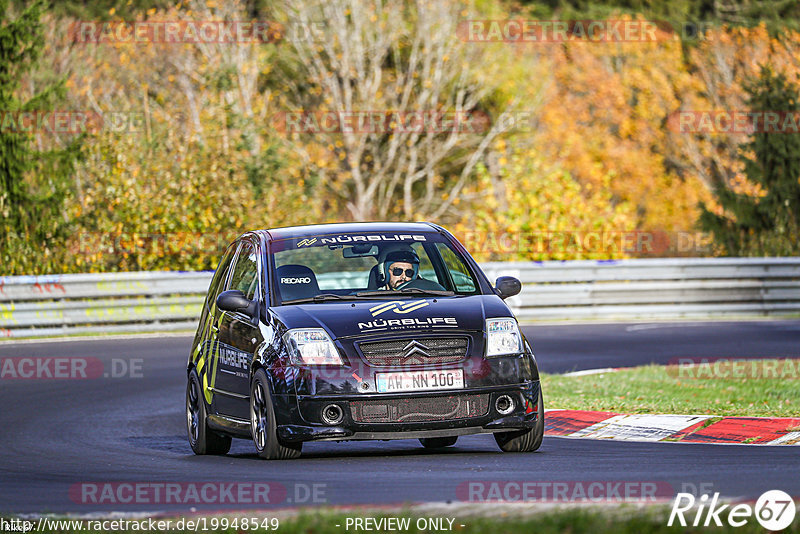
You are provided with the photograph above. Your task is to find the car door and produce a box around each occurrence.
[193,242,237,412]
[214,239,263,420]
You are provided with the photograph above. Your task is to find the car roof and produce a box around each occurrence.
[257,222,442,241]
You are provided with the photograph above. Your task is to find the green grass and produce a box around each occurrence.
[280,509,784,534]
[542,360,800,417]
[5,507,787,534]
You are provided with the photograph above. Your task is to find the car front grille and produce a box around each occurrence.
[357,337,469,367]
[350,393,489,423]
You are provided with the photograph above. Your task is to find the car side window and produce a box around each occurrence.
[435,243,477,293]
[228,241,259,301]
[410,242,436,281]
[206,243,237,310]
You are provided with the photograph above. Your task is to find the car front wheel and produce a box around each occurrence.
[250,368,302,460]
[186,369,232,455]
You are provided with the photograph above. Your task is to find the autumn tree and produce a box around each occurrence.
[677,24,800,201]
[273,0,514,221]
[529,16,708,232]
[0,0,80,275]
[700,66,800,256]
[64,0,326,271]
[454,142,636,261]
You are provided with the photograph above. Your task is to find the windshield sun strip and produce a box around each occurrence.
[270,233,479,301]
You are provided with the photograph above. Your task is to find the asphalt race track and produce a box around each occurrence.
[1,320,799,514]
[527,320,800,373]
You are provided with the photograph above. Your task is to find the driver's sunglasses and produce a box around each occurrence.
[391,267,415,278]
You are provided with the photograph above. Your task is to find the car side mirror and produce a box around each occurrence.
[216,289,258,318]
[495,276,521,299]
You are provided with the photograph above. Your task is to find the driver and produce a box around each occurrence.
[380,250,420,290]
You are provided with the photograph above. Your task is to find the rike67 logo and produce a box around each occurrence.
[669,490,796,530]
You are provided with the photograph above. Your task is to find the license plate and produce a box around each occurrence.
[375,369,464,393]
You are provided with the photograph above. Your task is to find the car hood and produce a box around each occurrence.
[270,295,513,339]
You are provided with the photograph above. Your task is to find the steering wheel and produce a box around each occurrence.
[397,277,447,291]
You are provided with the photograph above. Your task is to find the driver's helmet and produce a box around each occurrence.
[382,249,420,287]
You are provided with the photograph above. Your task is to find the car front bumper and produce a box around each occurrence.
[273,380,541,443]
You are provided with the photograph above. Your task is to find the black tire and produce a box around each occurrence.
[419,436,458,448]
[494,388,544,453]
[186,369,232,455]
[250,368,302,460]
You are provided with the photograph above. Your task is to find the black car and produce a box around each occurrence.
[186,222,543,459]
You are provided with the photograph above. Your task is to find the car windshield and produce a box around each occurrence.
[270,232,479,304]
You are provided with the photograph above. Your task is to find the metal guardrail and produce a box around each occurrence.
[1,258,799,338]
[482,257,800,321]
[0,272,212,338]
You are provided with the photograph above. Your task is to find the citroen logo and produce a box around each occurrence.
[401,340,431,363]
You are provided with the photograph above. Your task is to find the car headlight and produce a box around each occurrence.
[284,328,344,365]
[485,318,522,357]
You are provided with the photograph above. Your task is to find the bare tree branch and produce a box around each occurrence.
[276,0,516,221]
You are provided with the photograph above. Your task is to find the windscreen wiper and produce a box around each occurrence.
[354,288,455,297]
[281,293,360,305]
